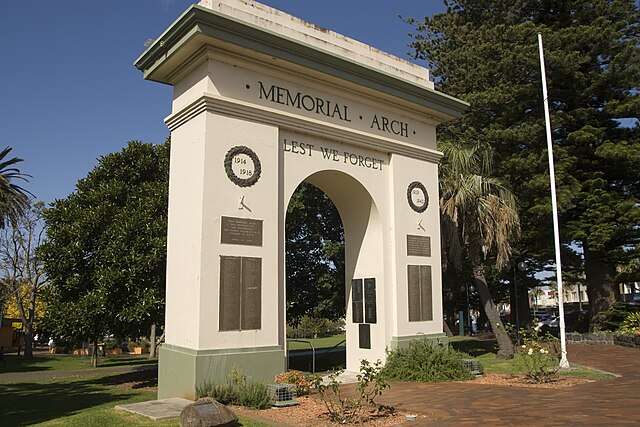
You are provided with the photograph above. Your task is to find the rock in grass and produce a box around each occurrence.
[180,397,238,427]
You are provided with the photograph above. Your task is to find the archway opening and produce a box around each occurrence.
[285,181,346,372]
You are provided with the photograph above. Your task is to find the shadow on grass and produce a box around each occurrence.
[450,336,499,357]
[0,355,55,373]
[95,367,159,390]
[97,357,157,369]
[0,375,141,426]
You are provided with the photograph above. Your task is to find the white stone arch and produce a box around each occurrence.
[135,0,468,399]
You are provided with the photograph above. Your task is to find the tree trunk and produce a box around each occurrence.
[23,326,33,359]
[510,276,532,329]
[91,336,99,368]
[23,289,38,359]
[584,245,618,331]
[443,319,453,337]
[469,242,514,359]
[149,323,156,359]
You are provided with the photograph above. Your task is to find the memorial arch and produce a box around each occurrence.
[135,0,468,399]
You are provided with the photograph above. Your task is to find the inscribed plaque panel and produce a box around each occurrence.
[358,324,371,349]
[407,235,431,257]
[219,256,241,331]
[352,279,363,323]
[220,216,263,246]
[420,265,433,321]
[364,278,377,324]
[407,265,421,322]
[241,257,262,330]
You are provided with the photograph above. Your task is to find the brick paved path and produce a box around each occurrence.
[378,343,639,426]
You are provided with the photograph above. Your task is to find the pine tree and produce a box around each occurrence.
[408,0,639,328]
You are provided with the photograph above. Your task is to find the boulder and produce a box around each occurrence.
[180,398,238,427]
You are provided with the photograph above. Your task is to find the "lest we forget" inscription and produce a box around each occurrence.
[221,216,263,246]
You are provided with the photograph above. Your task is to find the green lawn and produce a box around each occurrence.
[449,336,614,379]
[0,354,268,426]
[286,333,345,351]
[0,354,155,377]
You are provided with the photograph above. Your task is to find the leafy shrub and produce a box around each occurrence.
[312,359,389,424]
[514,329,559,383]
[382,339,475,382]
[237,381,271,409]
[619,311,640,336]
[597,303,640,331]
[275,370,313,396]
[196,366,271,409]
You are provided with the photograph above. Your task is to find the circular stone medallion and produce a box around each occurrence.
[407,181,429,213]
[224,146,262,187]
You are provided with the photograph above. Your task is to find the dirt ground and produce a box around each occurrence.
[232,373,592,426]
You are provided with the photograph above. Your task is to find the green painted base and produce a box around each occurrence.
[158,343,286,399]
[390,333,448,350]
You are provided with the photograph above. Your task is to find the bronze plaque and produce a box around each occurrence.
[420,266,433,321]
[364,278,377,324]
[359,324,371,349]
[194,402,219,416]
[407,265,421,322]
[220,256,241,331]
[221,216,263,247]
[241,257,262,330]
[407,235,431,257]
[352,279,364,323]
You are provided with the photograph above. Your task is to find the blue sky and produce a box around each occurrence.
[1,1,445,204]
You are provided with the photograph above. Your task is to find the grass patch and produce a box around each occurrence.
[287,333,345,351]
[0,354,156,377]
[0,364,268,426]
[449,336,614,380]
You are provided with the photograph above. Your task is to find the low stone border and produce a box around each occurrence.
[566,332,640,349]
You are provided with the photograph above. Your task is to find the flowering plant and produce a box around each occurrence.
[514,329,560,383]
[274,370,313,396]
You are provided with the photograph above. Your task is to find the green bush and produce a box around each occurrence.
[382,339,475,382]
[597,303,640,331]
[196,366,271,409]
[237,381,271,409]
[619,311,640,335]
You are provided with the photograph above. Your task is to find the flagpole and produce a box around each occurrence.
[538,33,569,369]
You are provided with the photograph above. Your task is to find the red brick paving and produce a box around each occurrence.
[377,343,640,426]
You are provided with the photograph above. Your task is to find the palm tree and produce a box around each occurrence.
[439,139,520,359]
[0,147,31,227]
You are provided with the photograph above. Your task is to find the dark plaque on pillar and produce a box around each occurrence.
[407,235,431,257]
[407,265,433,322]
[219,256,241,330]
[359,324,371,349]
[241,257,262,330]
[352,279,364,324]
[419,265,433,321]
[407,265,421,322]
[221,216,263,247]
[364,278,377,324]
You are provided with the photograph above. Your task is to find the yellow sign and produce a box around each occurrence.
[11,322,23,329]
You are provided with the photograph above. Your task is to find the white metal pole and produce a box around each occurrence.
[538,33,570,368]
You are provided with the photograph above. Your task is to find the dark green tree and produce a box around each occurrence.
[285,182,345,325]
[407,0,639,329]
[41,140,169,366]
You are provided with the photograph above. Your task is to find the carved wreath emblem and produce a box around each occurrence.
[407,181,429,213]
[224,146,262,187]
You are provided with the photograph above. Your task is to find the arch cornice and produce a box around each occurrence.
[135,5,468,124]
[165,94,443,163]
